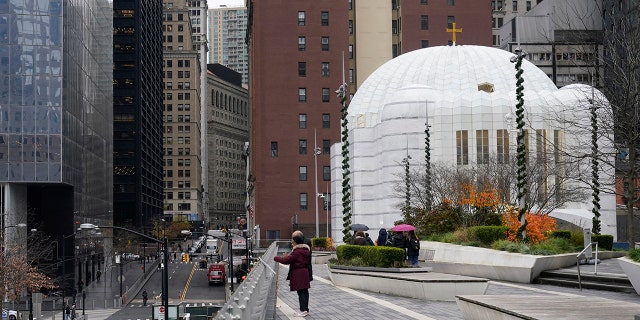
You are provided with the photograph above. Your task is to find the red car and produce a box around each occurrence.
[207,263,226,286]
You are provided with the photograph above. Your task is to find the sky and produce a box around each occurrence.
[208,0,245,9]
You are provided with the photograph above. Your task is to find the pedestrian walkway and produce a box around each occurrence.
[274,258,640,319]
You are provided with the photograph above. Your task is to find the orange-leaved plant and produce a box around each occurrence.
[502,205,556,244]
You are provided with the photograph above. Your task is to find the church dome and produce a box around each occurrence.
[348,45,558,127]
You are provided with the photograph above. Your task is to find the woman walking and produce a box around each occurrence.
[274,232,311,317]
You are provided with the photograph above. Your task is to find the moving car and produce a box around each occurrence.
[207,263,226,286]
[1,308,17,320]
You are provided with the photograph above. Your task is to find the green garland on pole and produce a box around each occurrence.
[424,113,432,210]
[337,83,353,244]
[512,48,528,240]
[590,96,601,234]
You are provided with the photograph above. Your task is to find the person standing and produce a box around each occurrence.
[406,230,420,267]
[274,233,311,317]
[352,231,367,245]
[376,228,388,246]
[96,270,102,282]
[292,230,313,282]
[65,303,71,320]
[142,290,148,306]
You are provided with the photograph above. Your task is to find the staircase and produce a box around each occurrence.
[535,269,635,293]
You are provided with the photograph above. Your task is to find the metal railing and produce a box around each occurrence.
[214,242,280,320]
[576,241,599,291]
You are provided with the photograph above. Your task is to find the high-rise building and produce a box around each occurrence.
[246,0,493,240]
[207,5,249,85]
[162,2,204,223]
[205,64,249,229]
[490,0,546,47]
[113,0,165,230]
[1,0,113,292]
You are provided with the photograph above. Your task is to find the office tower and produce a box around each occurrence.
[205,64,249,229]
[113,0,165,229]
[207,5,249,85]
[1,0,113,292]
[162,2,204,224]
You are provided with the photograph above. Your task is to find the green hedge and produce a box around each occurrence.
[470,226,508,245]
[592,234,613,250]
[336,245,405,267]
[550,230,572,240]
[312,237,327,249]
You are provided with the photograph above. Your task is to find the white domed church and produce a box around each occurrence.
[330,45,616,244]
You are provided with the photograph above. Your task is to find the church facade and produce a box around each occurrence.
[330,45,616,243]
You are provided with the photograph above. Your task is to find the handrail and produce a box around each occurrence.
[576,242,599,291]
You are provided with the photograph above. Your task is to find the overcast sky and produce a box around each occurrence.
[208,0,245,9]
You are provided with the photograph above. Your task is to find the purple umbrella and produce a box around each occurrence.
[390,224,415,232]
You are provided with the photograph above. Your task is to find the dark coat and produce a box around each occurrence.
[274,244,311,291]
[407,236,420,257]
[377,228,388,246]
[392,233,407,249]
[353,236,367,245]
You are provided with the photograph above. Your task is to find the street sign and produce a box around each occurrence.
[158,306,165,320]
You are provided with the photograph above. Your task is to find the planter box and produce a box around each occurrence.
[423,241,623,283]
[617,257,640,295]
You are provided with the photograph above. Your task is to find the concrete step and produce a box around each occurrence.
[535,270,635,293]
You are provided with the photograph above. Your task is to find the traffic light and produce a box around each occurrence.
[182,254,189,262]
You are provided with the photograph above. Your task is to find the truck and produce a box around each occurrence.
[207,263,226,286]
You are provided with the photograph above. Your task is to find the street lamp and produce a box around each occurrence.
[79,224,169,320]
[313,129,321,238]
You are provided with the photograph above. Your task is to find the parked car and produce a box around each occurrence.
[1,308,17,320]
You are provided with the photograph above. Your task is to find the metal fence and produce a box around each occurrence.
[214,242,280,320]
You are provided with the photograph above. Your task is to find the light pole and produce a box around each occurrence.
[60,231,77,319]
[79,224,169,320]
[313,129,321,238]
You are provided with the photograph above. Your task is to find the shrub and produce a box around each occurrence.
[336,245,405,267]
[527,237,575,255]
[628,248,640,262]
[312,237,327,249]
[453,228,477,243]
[592,234,613,250]
[502,206,556,244]
[471,226,508,245]
[569,230,584,247]
[550,230,571,240]
[491,239,528,253]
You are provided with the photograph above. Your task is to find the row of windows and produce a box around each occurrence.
[165,60,192,68]
[531,52,595,62]
[163,136,192,145]
[297,193,332,211]
[164,35,185,43]
[164,180,192,189]
[166,125,191,133]
[298,62,331,77]
[164,158,192,166]
[163,203,192,211]
[299,165,331,181]
[164,104,191,112]
[164,169,192,177]
[297,11,330,26]
[164,24,184,32]
[418,16,457,31]
[164,92,192,100]
[165,82,191,89]
[164,13,186,22]
[269,139,332,158]
[164,148,191,155]
[455,129,560,166]
[212,90,248,116]
[297,36,330,51]
[298,114,331,129]
[165,191,192,199]
[297,88,333,103]
[163,70,192,78]
[164,115,193,122]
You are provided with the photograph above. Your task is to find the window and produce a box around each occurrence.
[298,88,307,102]
[497,129,509,164]
[298,62,306,76]
[392,20,398,34]
[322,114,330,128]
[322,139,331,154]
[321,62,330,77]
[349,20,353,34]
[299,140,307,154]
[456,130,468,165]
[349,69,354,83]
[421,0,427,4]
[448,0,454,5]
[298,11,305,25]
[298,36,306,51]
[321,11,329,26]
[348,45,354,59]
[299,166,308,181]
[185,60,190,67]
[321,37,329,51]
[421,40,429,48]
[323,166,330,181]
[299,193,308,210]
[512,0,518,11]
[271,141,278,157]
[421,16,428,30]
[178,35,183,42]
[322,88,330,102]
[299,114,307,129]
[526,0,531,10]
[476,130,489,164]
[447,16,455,29]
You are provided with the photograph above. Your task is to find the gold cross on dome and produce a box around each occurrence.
[446,22,462,46]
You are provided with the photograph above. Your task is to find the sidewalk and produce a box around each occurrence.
[274,258,640,319]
